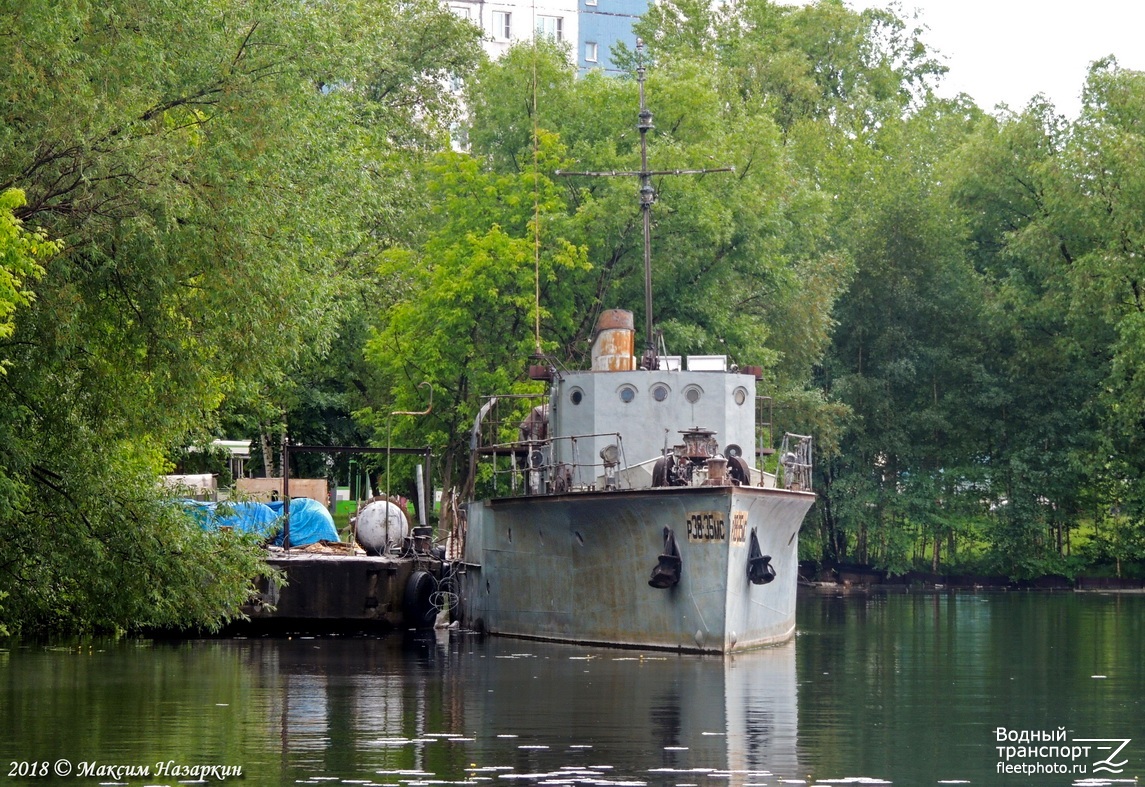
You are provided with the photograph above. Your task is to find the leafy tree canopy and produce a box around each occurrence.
[0,0,483,634]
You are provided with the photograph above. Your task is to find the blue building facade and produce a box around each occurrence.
[577,0,648,75]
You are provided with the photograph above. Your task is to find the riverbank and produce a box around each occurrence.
[798,562,1145,593]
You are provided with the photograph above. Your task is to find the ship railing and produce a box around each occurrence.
[756,395,776,469]
[474,432,630,498]
[777,433,813,491]
[470,393,549,448]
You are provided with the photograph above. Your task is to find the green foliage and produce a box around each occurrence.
[632,0,945,135]
[7,0,1145,637]
[0,412,274,634]
[0,189,59,348]
[361,39,854,502]
[0,0,483,633]
[362,135,590,491]
[812,53,1145,578]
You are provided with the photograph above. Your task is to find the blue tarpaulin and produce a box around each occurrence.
[266,498,340,547]
[184,500,280,537]
[186,497,338,546]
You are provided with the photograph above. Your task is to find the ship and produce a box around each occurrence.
[453,45,816,654]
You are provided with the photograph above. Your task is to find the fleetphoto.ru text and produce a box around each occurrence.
[995,726,1131,777]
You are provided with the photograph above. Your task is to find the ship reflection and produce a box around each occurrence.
[256,633,800,785]
[724,642,800,784]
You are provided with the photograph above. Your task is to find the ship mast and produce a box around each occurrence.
[636,47,656,368]
[557,41,732,369]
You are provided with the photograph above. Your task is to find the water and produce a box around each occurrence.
[1,593,1141,786]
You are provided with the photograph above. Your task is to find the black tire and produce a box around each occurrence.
[403,570,438,629]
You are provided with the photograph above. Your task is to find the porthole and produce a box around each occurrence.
[684,385,702,404]
[619,386,637,404]
[733,387,748,406]
[652,384,670,402]
[570,388,584,405]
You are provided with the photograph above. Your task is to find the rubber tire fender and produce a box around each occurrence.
[403,570,438,629]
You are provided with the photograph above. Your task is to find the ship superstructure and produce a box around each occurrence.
[455,44,815,653]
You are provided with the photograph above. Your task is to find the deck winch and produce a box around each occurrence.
[652,427,753,488]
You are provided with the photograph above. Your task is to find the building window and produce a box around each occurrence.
[536,15,563,41]
[493,11,511,40]
[451,5,471,18]
[585,0,598,5]
[584,41,598,62]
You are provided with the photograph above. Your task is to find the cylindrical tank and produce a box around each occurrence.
[354,498,408,555]
[591,309,635,371]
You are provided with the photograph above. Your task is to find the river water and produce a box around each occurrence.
[1,593,1141,786]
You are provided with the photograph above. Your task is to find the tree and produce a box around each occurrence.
[0,0,483,633]
[631,0,945,137]
[1040,60,1145,573]
[360,39,854,512]
[361,134,591,506]
[0,189,59,349]
[813,97,999,571]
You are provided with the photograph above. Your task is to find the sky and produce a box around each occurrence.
[845,0,1145,118]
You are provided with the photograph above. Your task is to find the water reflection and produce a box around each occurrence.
[726,645,800,781]
[0,632,803,786]
[2,594,1143,787]
[245,633,803,786]
[453,638,800,786]
[796,592,1145,786]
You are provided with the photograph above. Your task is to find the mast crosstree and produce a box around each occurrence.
[555,40,733,369]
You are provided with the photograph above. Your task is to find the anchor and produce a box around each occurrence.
[649,526,682,589]
[747,528,776,585]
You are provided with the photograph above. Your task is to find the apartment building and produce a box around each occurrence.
[445,0,647,74]
[578,0,647,74]
[446,0,580,61]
